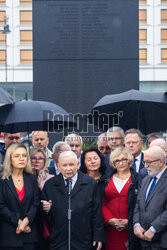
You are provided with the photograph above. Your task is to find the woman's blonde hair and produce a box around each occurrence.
[30,147,47,170]
[2,143,32,179]
[110,146,134,168]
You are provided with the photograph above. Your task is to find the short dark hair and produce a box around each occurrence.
[80,147,106,175]
[125,128,143,140]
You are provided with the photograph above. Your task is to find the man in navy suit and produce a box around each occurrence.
[125,129,145,173]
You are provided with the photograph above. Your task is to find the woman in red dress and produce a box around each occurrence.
[102,147,140,250]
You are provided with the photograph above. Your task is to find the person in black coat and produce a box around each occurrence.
[41,151,105,250]
[0,143,39,250]
[80,147,108,199]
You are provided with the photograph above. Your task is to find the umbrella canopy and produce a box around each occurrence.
[0,100,75,133]
[0,87,14,105]
[91,89,167,134]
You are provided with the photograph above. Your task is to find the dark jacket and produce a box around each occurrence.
[42,171,105,250]
[106,167,141,250]
[0,172,39,247]
[48,160,56,176]
[0,143,6,164]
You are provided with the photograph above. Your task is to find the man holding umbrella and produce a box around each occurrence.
[41,151,105,250]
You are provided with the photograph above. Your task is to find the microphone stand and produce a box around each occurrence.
[67,179,72,250]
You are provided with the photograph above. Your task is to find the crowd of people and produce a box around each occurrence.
[0,127,167,250]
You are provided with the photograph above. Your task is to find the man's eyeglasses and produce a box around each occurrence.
[114,158,128,165]
[144,159,160,166]
[31,157,45,162]
[108,137,122,141]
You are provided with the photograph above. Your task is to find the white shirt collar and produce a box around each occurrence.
[63,172,78,189]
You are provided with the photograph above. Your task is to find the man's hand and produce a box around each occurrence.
[134,225,146,240]
[93,241,102,250]
[143,228,154,242]
[41,200,52,212]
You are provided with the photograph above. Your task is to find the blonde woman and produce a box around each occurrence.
[30,147,54,190]
[102,147,140,250]
[0,143,39,250]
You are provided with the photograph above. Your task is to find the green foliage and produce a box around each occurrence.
[82,141,97,151]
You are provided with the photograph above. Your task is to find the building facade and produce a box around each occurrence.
[139,0,167,92]
[0,0,32,100]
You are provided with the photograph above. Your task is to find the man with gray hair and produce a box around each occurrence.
[48,141,71,176]
[138,138,167,188]
[134,146,167,249]
[97,133,111,157]
[65,133,83,167]
[41,151,105,250]
[105,126,125,171]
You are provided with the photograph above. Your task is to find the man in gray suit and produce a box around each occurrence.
[133,146,167,250]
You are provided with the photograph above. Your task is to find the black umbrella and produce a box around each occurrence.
[0,100,75,133]
[0,87,14,104]
[91,89,167,134]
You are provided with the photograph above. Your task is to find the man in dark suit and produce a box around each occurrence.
[138,138,167,189]
[125,128,145,173]
[41,151,105,250]
[48,141,71,175]
[133,146,167,249]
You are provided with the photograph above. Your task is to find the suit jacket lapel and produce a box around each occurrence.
[71,171,87,198]
[5,176,20,205]
[54,174,68,197]
[145,168,167,206]
[143,176,152,207]
[21,172,29,206]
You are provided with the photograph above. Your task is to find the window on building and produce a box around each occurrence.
[161,9,167,23]
[139,0,146,4]
[139,10,147,24]
[139,29,147,44]
[139,49,147,63]
[20,0,32,5]
[20,49,33,64]
[161,48,167,62]
[0,32,6,44]
[0,50,6,64]
[161,29,167,43]
[0,11,5,25]
[20,11,32,25]
[0,0,6,5]
[20,30,32,44]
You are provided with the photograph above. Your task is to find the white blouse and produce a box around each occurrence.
[113,175,129,193]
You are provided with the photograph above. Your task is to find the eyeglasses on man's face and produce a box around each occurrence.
[144,159,160,166]
[108,137,122,141]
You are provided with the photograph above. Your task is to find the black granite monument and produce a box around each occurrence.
[33,0,139,115]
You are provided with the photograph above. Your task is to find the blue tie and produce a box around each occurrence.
[132,159,137,171]
[146,177,157,201]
